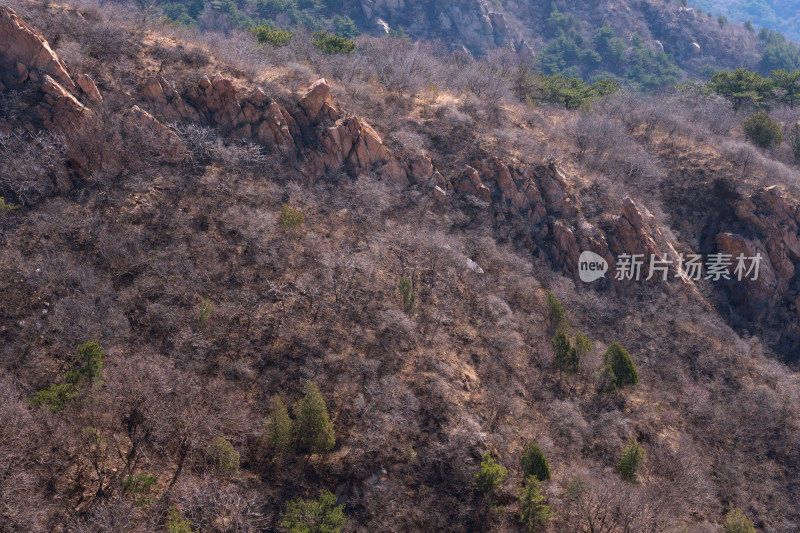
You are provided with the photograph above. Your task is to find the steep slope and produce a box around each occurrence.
[1,2,800,533]
[693,0,800,41]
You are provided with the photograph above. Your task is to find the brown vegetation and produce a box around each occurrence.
[0,1,799,532]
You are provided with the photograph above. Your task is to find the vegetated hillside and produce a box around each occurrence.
[692,0,800,42]
[1,1,800,533]
[147,0,800,86]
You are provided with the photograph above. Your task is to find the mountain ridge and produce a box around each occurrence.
[1,1,800,532]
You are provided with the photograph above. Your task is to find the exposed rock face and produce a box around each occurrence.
[37,74,87,131]
[0,7,75,91]
[715,232,777,314]
[77,74,102,104]
[456,165,492,202]
[298,78,332,122]
[358,0,506,54]
[186,74,243,133]
[709,185,800,354]
[6,2,800,359]
[0,8,186,188]
[516,40,536,66]
[449,158,690,292]
[138,74,409,182]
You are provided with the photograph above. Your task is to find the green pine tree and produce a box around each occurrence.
[166,506,199,533]
[279,490,347,533]
[723,505,756,533]
[294,381,335,454]
[208,437,239,476]
[617,437,646,482]
[552,331,579,375]
[520,440,551,482]
[545,291,568,333]
[250,22,294,47]
[398,276,416,313]
[603,342,638,389]
[265,395,294,462]
[709,68,773,112]
[65,341,104,387]
[743,110,783,149]
[573,331,591,360]
[31,341,105,412]
[474,452,508,497]
[518,476,554,532]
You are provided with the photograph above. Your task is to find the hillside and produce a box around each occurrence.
[1,1,800,533]
[149,0,800,81]
[692,0,800,42]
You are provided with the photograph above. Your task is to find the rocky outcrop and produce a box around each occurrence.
[709,185,800,356]
[76,74,102,104]
[37,75,87,131]
[358,0,508,55]
[0,8,185,190]
[298,78,337,123]
[139,74,412,183]
[139,76,201,123]
[447,157,691,291]
[0,7,75,91]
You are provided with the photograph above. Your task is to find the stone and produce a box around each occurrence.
[249,87,267,107]
[299,78,331,123]
[0,7,76,91]
[517,40,535,65]
[382,158,408,186]
[141,77,166,103]
[38,74,87,130]
[410,154,435,185]
[715,233,778,319]
[77,74,102,104]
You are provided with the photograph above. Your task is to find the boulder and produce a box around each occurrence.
[410,154,435,185]
[715,233,778,320]
[38,75,87,131]
[517,40,536,65]
[77,74,102,104]
[299,78,332,123]
[141,77,166,103]
[456,165,492,202]
[0,7,75,91]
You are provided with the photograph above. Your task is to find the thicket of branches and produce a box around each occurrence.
[1,1,799,532]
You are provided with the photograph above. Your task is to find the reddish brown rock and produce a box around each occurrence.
[38,75,87,131]
[185,74,242,131]
[541,163,576,216]
[716,232,778,319]
[381,157,408,186]
[0,7,75,91]
[141,77,166,103]
[410,154,435,185]
[76,74,102,104]
[552,220,581,273]
[299,78,331,122]
[456,165,492,202]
